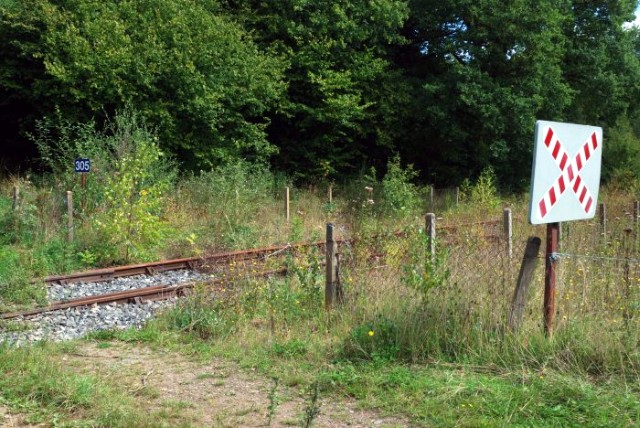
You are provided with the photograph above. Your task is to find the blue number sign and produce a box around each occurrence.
[74,158,91,173]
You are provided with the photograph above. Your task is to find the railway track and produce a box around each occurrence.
[1,220,501,344]
[1,267,289,321]
[0,243,300,344]
[41,241,324,285]
[5,240,321,321]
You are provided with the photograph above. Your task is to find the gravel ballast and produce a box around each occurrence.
[1,269,210,346]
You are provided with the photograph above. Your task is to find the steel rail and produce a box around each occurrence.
[42,241,326,285]
[39,219,499,285]
[4,267,288,320]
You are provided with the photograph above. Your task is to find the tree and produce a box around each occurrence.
[222,0,410,179]
[395,0,573,188]
[392,0,640,189]
[0,0,285,169]
[562,0,640,127]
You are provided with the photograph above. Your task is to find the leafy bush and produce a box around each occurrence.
[382,155,420,215]
[460,166,501,209]
[32,109,176,264]
[94,118,174,262]
[32,110,115,213]
[342,316,400,361]
[401,231,450,301]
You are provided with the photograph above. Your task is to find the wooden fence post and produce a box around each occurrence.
[599,202,607,245]
[508,237,542,331]
[325,223,341,309]
[426,213,436,263]
[284,186,290,222]
[624,228,633,326]
[544,223,560,337]
[364,186,373,203]
[429,185,434,207]
[12,186,19,211]
[634,201,639,251]
[66,190,74,243]
[328,185,333,205]
[455,187,460,206]
[503,208,512,259]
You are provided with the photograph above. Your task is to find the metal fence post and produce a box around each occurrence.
[544,223,560,337]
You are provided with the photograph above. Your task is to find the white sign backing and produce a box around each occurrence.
[529,120,603,225]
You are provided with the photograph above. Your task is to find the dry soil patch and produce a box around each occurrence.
[65,341,408,427]
[0,406,41,428]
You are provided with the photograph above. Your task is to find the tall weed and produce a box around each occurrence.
[382,155,420,216]
[92,114,175,262]
[459,166,501,210]
[177,161,274,248]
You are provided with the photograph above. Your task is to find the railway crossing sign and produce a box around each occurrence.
[529,120,603,225]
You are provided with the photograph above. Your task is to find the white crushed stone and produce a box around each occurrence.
[1,269,211,346]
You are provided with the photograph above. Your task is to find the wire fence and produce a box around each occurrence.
[334,202,640,335]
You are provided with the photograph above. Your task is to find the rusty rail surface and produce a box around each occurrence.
[42,241,326,285]
[6,218,502,320]
[40,218,500,286]
[3,267,288,320]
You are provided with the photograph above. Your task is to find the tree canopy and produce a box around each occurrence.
[0,0,285,168]
[1,0,639,188]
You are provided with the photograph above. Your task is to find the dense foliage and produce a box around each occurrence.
[1,0,639,188]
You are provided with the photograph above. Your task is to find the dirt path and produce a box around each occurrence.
[0,407,42,428]
[64,342,407,428]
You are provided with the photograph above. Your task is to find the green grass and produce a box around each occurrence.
[94,320,640,426]
[83,273,638,427]
[0,341,181,427]
[317,362,640,426]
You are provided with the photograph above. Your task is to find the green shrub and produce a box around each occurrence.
[32,109,176,264]
[91,112,175,263]
[460,166,501,209]
[163,289,239,340]
[272,339,308,358]
[0,187,39,246]
[0,247,46,305]
[401,231,450,301]
[342,316,400,362]
[32,109,115,213]
[382,155,420,216]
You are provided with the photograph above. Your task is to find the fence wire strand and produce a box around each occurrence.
[334,208,640,333]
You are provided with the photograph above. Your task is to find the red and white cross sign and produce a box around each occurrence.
[529,120,603,225]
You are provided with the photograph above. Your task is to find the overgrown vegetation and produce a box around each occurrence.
[3,137,640,424]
